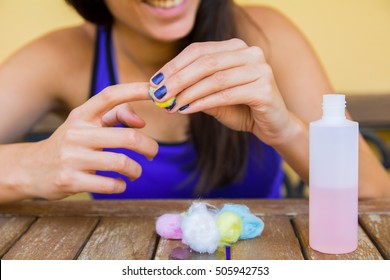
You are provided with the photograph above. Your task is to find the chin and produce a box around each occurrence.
[150,22,194,42]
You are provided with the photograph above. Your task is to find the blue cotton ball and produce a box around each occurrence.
[181,202,220,254]
[220,203,264,240]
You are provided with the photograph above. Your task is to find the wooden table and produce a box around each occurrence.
[0,199,389,260]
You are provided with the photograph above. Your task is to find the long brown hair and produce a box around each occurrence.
[65,0,249,195]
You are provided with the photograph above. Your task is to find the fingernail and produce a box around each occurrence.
[151,72,164,85]
[154,85,167,100]
[166,99,177,111]
[179,104,189,111]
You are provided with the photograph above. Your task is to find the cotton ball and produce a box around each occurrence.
[156,213,183,239]
[181,202,220,254]
[217,211,243,247]
[220,204,264,240]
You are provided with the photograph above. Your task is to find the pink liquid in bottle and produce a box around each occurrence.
[309,186,358,254]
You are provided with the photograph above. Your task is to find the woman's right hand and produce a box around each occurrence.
[8,83,158,201]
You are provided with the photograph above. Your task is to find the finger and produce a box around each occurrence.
[101,104,146,128]
[75,83,150,121]
[149,39,248,87]
[76,150,143,181]
[178,82,267,114]
[70,172,127,194]
[151,46,265,103]
[169,65,260,113]
[69,127,159,160]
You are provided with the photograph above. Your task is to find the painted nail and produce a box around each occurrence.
[154,85,167,100]
[179,104,189,111]
[166,99,177,111]
[151,72,164,85]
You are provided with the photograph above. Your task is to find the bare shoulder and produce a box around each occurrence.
[234,5,309,58]
[1,23,95,108]
[237,5,301,38]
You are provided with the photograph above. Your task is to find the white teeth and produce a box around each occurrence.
[144,0,183,9]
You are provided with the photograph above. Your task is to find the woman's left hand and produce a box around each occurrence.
[150,39,299,147]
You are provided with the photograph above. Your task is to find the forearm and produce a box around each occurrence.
[358,135,390,198]
[271,112,309,185]
[0,143,35,203]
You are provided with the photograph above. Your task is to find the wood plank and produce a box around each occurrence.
[0,198,386,217]
[232,216,303,260]
[292,215,383,260]
[2,216,98,260]
[78,217,157,260]
[0,216,36,257]
[359,214,390,259]
[155,216,303,260]
[0,199,310,217]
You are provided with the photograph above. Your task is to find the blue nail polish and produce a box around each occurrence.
[154,85,167,100]
[179,104,189,111]
[166,99,177,111]
[151,72,164,85]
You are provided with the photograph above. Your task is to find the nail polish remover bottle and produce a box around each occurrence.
[309,94,359,254]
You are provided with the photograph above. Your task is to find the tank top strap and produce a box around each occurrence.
[90,25,118,97]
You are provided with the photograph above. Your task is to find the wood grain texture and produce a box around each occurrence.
[292,215,383,260]
[359,214,390,259]
[155,216,303,260]
[78,217,157,260]
[232,216,304,260]
[0,199,310,217]
[2,216,98,260]
[0,216,36,257]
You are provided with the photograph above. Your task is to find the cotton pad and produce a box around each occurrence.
[155,213,183,239]
[181,202,220,254]
[220,204,264,239]
[217,211,242,246]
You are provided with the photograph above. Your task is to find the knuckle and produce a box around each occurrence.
[248,46,265,61]
[171,73,184,90]
[126,130,140,149]
[200,54,218,69]
[166,61,179,75]
[68,107,82,120]
[186,42,203,57]
[229,38,247,48]
[98,86,117,106]
[132,163,142,180]
[213,71,227,86]
[220,88,233,102]
[101,180,119,194]
[55,169,73,189]
[114,154,131,173]
[62,127,79,144]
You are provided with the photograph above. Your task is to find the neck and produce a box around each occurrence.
[112,22,184,78]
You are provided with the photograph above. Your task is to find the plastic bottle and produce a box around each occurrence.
[309,94,359,254]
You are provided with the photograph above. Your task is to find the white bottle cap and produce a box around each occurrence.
[322,94,346,119]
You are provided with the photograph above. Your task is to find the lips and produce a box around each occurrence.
[143,0,184,9]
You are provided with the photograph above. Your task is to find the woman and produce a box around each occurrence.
[0,0,388,203]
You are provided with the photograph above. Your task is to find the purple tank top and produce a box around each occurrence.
[90,26,284,199]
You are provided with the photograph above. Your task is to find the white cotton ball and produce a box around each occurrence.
[181,202,220,254]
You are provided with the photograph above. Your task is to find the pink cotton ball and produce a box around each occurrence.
[156,213,183,239]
